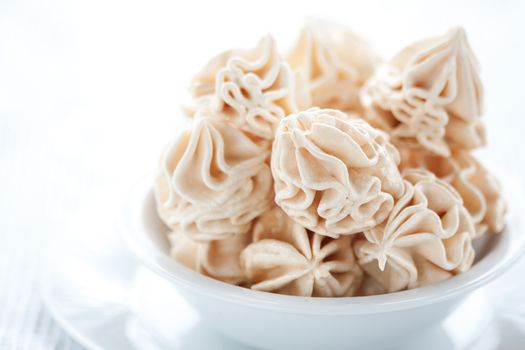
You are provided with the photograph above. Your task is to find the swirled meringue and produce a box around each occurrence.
[271,108,404,237]
[188,35,297,140]
[168,230,251,284]
[401,150,506,236]
[354,169,475,292]
[241,207,363,297]
[154,114,273,241]
[361,27,485,156]
[287,19,379,113]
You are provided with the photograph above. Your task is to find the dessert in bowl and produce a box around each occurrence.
[121,177,523,349]
[120,20,524,349]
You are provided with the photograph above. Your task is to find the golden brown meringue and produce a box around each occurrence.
[154,113,273,241]
[188,35,297,140]
[401,150,507,236]
[354,169,475,292]
[271,108,403,237]
[241,207,363,297]
[169,231,251,284]
[361,27,485,156]
[287,20,379,113]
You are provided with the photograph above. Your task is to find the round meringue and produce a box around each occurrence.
[241,207,363,297]
[154,114,273,241]
[169,230,251,284]
[361,27,485,156]
[354,169,475,293]
[287,19,379,113]
[188,35,297,140]
[401,150,507,236]
[271,108,404,237]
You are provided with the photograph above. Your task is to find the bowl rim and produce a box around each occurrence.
[119,175,525,315]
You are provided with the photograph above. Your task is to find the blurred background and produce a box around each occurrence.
[1,0,525,348]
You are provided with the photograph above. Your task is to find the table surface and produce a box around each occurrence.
[1,0,525,349]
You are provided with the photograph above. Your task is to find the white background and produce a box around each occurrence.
[1,0,525,348]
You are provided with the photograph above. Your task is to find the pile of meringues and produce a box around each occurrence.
[154,20,507,297]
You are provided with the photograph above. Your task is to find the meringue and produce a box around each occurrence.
[154,23,505,298]
[169,230,251,284]
[401,150,506,236]
[154,113,273,241]
[271,108,404,237]
[361,27,485,156]
[189,35,297,140]
[354,169,475,292]
[241,207,363,297]
[287,19,379,113]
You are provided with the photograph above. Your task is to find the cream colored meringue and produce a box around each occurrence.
[354,169,475,293]
[188,35,297,140]
[358,272,388,296]
[154,114,273,241]
[401,150,507,236]
[241,207,363,297]
[169,230,251,284]
[361,27,485,156]
[287,20,379,113]
[190,49,239,99]
[271,108,404,237]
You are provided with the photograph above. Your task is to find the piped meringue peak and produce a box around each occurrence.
[189,35,297,140]
[361,27,485,157]
[354,169,475,293]
[241,207,363,297]
[154,113,273,241]
[287,19,379,113]
[272,108,403,237]
[153,23,506,297]
[401,149,507,237]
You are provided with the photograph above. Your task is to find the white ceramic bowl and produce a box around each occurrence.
[120,177,525,350]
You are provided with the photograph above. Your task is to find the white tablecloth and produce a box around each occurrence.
[1,1,525,349]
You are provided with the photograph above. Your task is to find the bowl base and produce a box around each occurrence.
[131,268,494,350]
